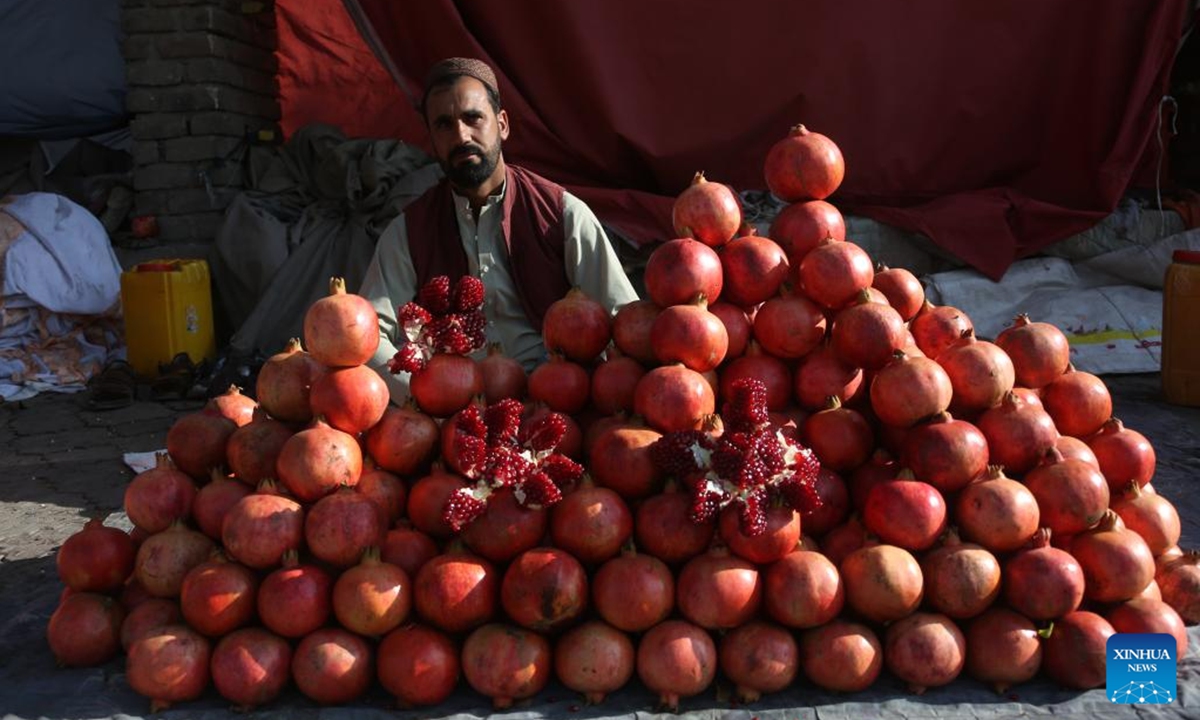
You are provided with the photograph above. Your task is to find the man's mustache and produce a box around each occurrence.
[450,144,485,161]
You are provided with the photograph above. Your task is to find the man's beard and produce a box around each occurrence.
[443,141,501,189]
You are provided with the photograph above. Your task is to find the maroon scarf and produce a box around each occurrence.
[405,164,569,329]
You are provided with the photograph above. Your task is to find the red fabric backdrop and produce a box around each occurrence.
[278,0,1188,280]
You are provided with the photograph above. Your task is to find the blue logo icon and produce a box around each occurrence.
[1107,633,1176,704]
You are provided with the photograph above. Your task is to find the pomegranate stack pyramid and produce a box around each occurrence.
[46,124,1198,713]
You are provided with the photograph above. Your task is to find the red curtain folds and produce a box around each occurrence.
[306,0,1188,280]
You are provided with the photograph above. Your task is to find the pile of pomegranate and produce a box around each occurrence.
[48,127,1200,713]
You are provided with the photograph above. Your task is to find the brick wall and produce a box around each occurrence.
[122,0,279,244]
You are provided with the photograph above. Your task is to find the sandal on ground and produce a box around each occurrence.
[150,352,196,401]
[86,359,138,410]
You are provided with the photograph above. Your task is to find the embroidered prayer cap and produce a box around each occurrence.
[424,57,500,103]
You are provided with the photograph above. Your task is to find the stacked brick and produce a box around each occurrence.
[122,0,279,243]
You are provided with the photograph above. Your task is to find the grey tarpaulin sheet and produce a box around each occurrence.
[209,124,441,357]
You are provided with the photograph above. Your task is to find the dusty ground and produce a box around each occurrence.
[0,373,1197,719]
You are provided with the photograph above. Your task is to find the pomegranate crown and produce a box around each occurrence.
[443,398,584,531]
[389,274,487,374]
[650,377,822,536]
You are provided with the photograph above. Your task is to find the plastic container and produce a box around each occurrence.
[120,259,216,378]
[1162,249,1200,407]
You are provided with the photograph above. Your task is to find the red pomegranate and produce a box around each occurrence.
[763,124,845,201]
[356,467,406,526]
[643,237,724,307]
[794,341,864,410]
[302,276,379,367]
[126,625,211,712]
[225,412,293,486]
[124,453,198,534]
[409,352,484,418]
[995,313,1070,389]
[460,486,549,563]
[206,385,257,427]
[752,292,827,359]
[380,522,439,579]
[56,518,136,593]
[918,531,1002,619]
[901,412,988,493]
[870,351,953,428]
[461,623,551,708]
[309,364,389,435]
[1157,552,1200,623]
[1003,528,1085,620]
[910,301,974,360]
[275,417,363,502]
[220,480,304,570]
[954,465,1040,553]
[1087,417,1156,490]
[550,479,633,564]
[590,348,645,415]
[831,292,907,370]
[936,330,1015,416]
[257,551,332,638]
[1040,366,1112,438]
[527,353,590,414]
[708,301,751,358]
[676,546,762,629]
[210,627,292,710]
[719,621,798,703]
[165,408,237,480]
[720,230,789,306]
[47,592,124,667]
[798,237,875,310]
[765,549,844,628]
[611,299,660,365]
[414,544,498,633]
[377,624,460,708]
[633,364,715,433]
[501,547,589,632]
[1041,611,1114,689]
[965,608,1043,693]
[802,396,873,472]
[770,200,846,261]
[554,620,636,704]
[884,612,966,694]
[364,404,440,476]
[191,471,253,540]
[1023,448,1110,536]
[134,522,215,598]
[1071,510,1156,603]
[634,482,715,563]
[651,295,729,372]
[819,516,869,567]
[406,468,468,540]
[799,620,882,692]
[1056,434,1101,467]
[332,546,412,636]
[255,337,325,423]
[839,543,924,623]
[592,548,675,632]
[863,474,947,551]
[672,171,742,247]
[975,391,1058,475]
[636,619,717,712]
[304,486,386,568]
[479,343,527,402]
[179,554,258,637]
[120,597,182,652]
[872,264,925,321]
[719,341,791,410]
[718,504,800,565]
[1112,481,1181,556]
[291,627,373,704]
[542,287,612,363]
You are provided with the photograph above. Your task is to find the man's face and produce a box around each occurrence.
[425,77,509,190]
